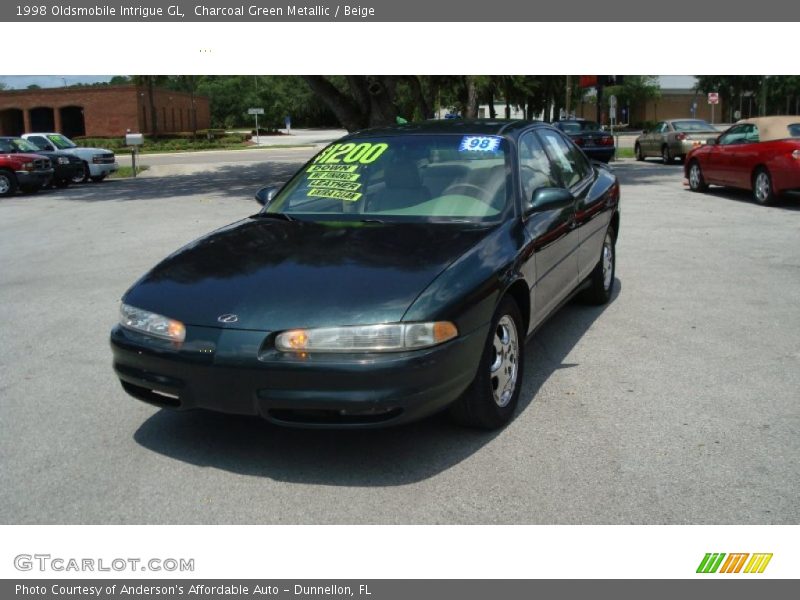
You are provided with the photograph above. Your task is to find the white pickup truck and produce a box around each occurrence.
[22,133,118,183]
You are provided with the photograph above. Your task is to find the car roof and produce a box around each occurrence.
[345,119,538,139]
[736,116,800,141]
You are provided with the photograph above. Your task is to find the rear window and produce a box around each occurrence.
[558,121,601,133]
[788,124,800,137]
[672,120,715,132]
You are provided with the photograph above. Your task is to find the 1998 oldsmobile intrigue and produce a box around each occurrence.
[111,120,620,429]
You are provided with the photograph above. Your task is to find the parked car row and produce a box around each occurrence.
[0,133,118,197]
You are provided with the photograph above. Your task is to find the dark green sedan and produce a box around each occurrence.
[111,120,620,429]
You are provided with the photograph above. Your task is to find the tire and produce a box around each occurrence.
[71,162,89,184]
[634,143,644,161]
[0,170,17,197]
[90,174,107,183]
[580,228,616,305]
[687,160,708,192]
[752,167,777,206]
[450,297,525,430]
[54,178,70,188]
[662,145,673,165]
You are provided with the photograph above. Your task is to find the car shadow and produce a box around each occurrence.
[133,280,622,487]
[685,185,800,210]
[28,161,304,204]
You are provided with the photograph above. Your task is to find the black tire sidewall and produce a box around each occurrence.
[453,297,525,429]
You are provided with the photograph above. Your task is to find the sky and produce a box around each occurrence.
[0,75,699,90]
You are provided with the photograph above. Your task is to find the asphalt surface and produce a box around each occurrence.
[1,155,798,524]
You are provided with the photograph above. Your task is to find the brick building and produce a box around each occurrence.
[576,88,730,127]
[0,85,210,138]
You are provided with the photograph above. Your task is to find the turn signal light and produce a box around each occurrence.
[792,150,800,160]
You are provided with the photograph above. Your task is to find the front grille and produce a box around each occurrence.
[34,158,50,169]
[93,153,115,164]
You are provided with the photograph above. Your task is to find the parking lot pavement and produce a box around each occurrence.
[1,158,798,524]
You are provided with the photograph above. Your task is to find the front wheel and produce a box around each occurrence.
[90,174,107,183]
[580,229,616,305]
[688,160,708,192]
[0,171,17,197]
[71,162,89,184]
[450,297,525,430]
[753,168,777,206]
[635,143,644,161]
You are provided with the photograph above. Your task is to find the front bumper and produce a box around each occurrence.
[54,162,84,181]
[110,322,488,428]
[15,168,54,187]
[88,162,118,177]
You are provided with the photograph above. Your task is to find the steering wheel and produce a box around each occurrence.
[442,183,486,198]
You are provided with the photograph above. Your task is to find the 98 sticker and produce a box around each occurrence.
[314,142,389,165]
[458,136,502,152]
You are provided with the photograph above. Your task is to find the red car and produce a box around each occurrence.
[685,116,800,205]
[0,149,54,197]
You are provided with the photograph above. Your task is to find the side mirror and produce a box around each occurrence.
[706,137,719,146]
[529,187,574,213]
[255,186,278,206]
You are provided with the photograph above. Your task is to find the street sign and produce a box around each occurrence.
[609,94,617,108]
[248,108,265,115]
[707,93,719,105]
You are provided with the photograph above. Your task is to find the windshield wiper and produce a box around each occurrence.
[250,212,296,222]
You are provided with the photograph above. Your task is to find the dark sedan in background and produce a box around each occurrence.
[111,120,620,430]
[635,119,719,164]
[0,136,84,188]
[554,119,616,162]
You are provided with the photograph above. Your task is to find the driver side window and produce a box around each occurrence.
[719,124,755,145]
[518,132,558,205]
[28,136,50,150]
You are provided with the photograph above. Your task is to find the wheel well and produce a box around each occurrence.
[504,279,530,335]
[751,164,768,183]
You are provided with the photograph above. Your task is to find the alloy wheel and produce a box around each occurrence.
[490,315,519,408]
[755,171,771,203]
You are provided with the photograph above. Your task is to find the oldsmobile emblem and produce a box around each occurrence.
[217,314,239,323]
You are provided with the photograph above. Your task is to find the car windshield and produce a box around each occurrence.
[10,139,42,153]
[672,120,715,132]
[267,134,510,222]
[558,121,601,133]
[46,134,77,149]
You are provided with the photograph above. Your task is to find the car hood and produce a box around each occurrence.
[63,146,113,157]
[123,217,493,331]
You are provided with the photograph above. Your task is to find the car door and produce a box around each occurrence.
[517,129,581,330]
[727,124,760,189]
[707,124,750,185]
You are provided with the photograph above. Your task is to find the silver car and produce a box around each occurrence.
[635,119,719,164]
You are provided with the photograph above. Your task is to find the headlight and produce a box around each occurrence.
[275,322,458,353]
[57,156,69,165]
[119,303,186,342]
[20,162,34,170]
